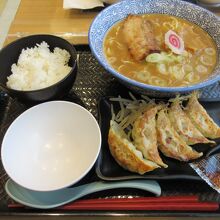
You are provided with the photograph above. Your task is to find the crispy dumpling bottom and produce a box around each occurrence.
[108,120,159,174]
[107,93,218,174]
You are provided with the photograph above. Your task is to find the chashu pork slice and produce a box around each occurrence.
[157,109,203,162]
[122,14,159,61]
[108,120,159,174]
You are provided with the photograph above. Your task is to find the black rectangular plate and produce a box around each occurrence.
[96,94,220,181]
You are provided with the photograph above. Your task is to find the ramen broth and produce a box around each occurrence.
[104,14,217,87]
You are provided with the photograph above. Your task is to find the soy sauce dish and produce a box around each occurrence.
[1,101,101,191]
[0,35,77,103]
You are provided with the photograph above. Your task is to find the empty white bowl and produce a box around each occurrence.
[1,101,101,191]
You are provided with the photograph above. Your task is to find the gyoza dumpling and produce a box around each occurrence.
[132,105,168,168]
[157,109,203,161]
[168,98,215,145]
[185,92,220,139]
[108,120,159,174]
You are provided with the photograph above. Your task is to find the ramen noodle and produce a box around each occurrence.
[104,14,217,87]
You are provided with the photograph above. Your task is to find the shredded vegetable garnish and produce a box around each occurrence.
[110,93,154,131]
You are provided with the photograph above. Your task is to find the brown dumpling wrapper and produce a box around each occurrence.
[168,98,215,145]
[157,109,203,162]
[185,92,220,139]
[132,105,167,168]
[108,120,159,174]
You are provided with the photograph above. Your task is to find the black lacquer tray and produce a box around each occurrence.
[0,45,220,217]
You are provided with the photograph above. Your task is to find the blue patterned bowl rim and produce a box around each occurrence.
[89,0,220,93]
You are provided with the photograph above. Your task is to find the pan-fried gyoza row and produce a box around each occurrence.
[108,92,220,175]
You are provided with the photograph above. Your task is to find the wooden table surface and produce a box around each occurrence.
[4,0,219,46]
[4,0,99,45]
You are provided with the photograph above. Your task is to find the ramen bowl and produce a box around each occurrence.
[1,101,101,191]
[89,0,220,97]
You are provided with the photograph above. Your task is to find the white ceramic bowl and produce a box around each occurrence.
[1,101,101,191]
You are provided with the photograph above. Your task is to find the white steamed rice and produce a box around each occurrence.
[6,41,72,91]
